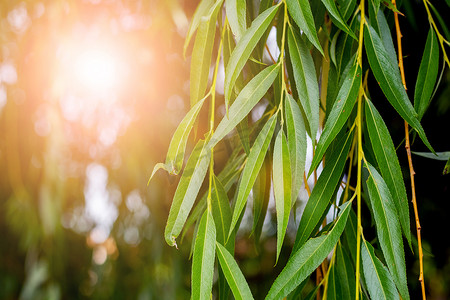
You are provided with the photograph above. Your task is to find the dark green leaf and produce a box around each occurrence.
[216,242,255,300]
[364,23,434,153]
[412,151,450,161]
[361,239,400,300]
[365,162,409,300]
[287,25,320,139]
[211,175,234,250]
[334,242,356,300]
[164,138,211,247]
[320,0,356,39]
[293,130,353,252]
[414,28,440,120]
[265,201,352,300]
[286,0,324,55]
[309,64,360,177]
[365,99,411,247]
[273,128,292,261]
[192,209,216,300]
[337,0,356,21]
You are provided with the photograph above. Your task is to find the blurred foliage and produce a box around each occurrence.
[0,0,448,299]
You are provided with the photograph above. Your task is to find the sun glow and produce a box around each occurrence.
[73,49,119,93]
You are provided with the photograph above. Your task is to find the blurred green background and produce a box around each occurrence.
[0,0,448,299]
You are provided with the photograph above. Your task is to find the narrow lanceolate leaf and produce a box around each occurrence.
[285,94,307,204]
[365,163,409,300]
[412,151,450,161]
[265,201,352,300]
[164,138,211,247]
[252,155,271,242]
[190,0,222,107]
[192,210,216,300]
[209,64,280,148]
[361,239,400,300]
[226,0,246,41]
[286,0,323,55]
[224,4,280,106]
[184,0,215,57]
[160,97,207,176]
[293,130,353,252]
[326,262,340,300]
[211,175,234,250]
[309,64,360,177]
[414,28,439,120]
[216,242,255,300]
[335,242,356,300]
[365,99,411,247]
[364,23,434,153]
[287,25,320,139]
[337,0,356,21]
[273,128,292,261]
[368,7,397,68]
[320,0,356,39]
[229,114,277,237]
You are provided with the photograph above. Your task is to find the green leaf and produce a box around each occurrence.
[209,64,280,149]
[229,114,277,237]
[211,175,234,250]
[226,0,247,41]
[190,0,222,107]
[412,151,450,161]
[365,98,411,247]
[364,23,434,153]
[320,0,356,40]
[414,28,440,120]
[334,242,356,300]
[224,4,280,107]
[273,128,292,261]
[337,0,356,21]
[286,0,324,55]
[365,162,409,300]
[444,158,450,175]
[309,64,360,177]
[164,138,211,247]
[293,130,353,252]
[159,96,207,177]
[252,155,272,243]
[285,94,307,204]
[192,209,216,300]
[265,201,352,300]
[368,7,397,68]
[216,242,255,300]
[184,0,215,57]
[326,262,340,300]
[287,25,320,139]
[361,239,400,300]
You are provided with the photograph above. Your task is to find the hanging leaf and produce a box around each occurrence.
[286,0,324,55]
[361,239,400,300]
[365,99,411,247]
[320,0,356,40]
[211,175,234,250]
[216,242,255,300]
[273,128,292,261]
[190,0,222,107]
[414,28,439,120]
[293,130,353,252]
[337,0,356,21]
[287,25,320,140]
[184,0,216,57]
[229,113,277,237]
[364,23,434,153]
[164,138,211,247]
[284,94,307,204]
[224,4,280,107]
[365,162,410,300]
[412,151,450,161]
[334,242,356,300]
[226,0,247,41]
[191,209,216,300]
[252,155,272,243]
[209,63,280,148]
[150,96,207,180]
[368,7,397,68]
[309,64,360,177]
[265,201,352,300]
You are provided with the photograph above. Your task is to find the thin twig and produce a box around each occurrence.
[391,1,426,298]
